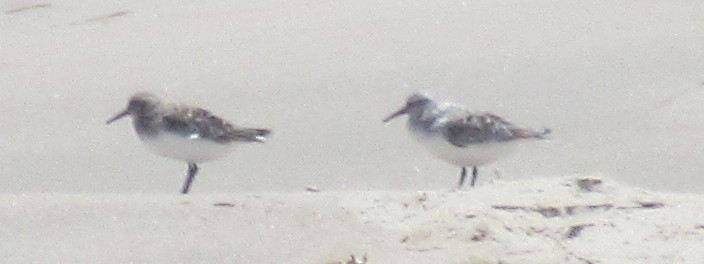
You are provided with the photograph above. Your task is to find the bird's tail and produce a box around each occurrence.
[537,128,552,139]
[234,128,271,143]
[511,128,551,140]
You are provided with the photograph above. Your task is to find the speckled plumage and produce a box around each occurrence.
[384,92,549,188]
[119,93,269,143]
[107,92,271,194]
[441,112,549,147]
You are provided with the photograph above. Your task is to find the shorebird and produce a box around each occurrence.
[107,92,271,194]
[383,93,550,188]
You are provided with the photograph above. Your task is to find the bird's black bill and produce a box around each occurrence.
[382,108,407,123]
[106,109,129,125]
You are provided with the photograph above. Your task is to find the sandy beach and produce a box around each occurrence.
[2,0,704,262]
[1,176,703,263]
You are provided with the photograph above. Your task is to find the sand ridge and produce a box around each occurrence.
[1,176,702,263]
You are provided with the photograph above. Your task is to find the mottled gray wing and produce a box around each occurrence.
[163,108,270,143]
[442,113,551,147]
[441,113,521,147]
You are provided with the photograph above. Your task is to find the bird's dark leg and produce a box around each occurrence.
[458,167,467,188]
[470,166,478,188]
[181,163,198,194]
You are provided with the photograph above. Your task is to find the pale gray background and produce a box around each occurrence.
[1,0,703,193]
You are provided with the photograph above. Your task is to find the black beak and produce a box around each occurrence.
[106,109,129,124]
[382,106,407,123]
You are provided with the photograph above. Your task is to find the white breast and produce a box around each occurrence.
[412,132,519,167]
[140,132,236,163]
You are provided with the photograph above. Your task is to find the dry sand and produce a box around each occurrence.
[1,176,703,263]
[2,0,704,263]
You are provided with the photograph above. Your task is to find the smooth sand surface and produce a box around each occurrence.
[1,0,703,193]
[2,0,704,263]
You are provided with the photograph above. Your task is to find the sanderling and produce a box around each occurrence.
[107,92,271,194]
[383,93,550,188]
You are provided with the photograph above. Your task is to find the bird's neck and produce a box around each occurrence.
[133,112,162,138]
[408,105,440,133]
